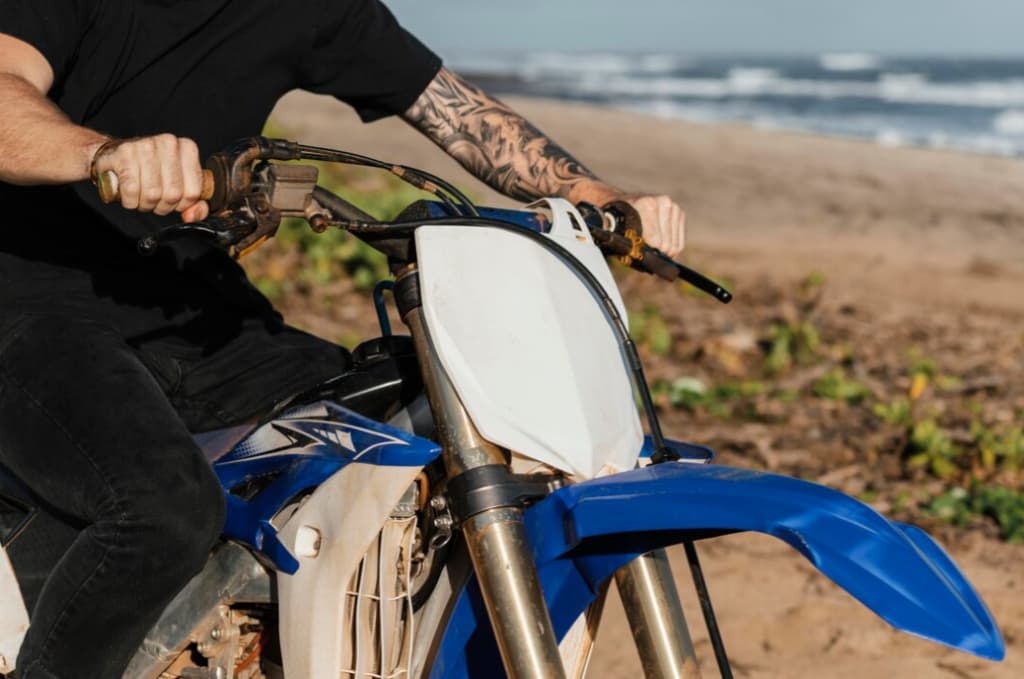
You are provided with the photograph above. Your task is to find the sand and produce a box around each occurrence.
[268,91,1023,678]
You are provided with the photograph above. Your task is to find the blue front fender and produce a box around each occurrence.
[432,462,1004,678]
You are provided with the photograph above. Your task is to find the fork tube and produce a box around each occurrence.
[399,270,566,679]
[461,507,567,679]
[615,549,702,679]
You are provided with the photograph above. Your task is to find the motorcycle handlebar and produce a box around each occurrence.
[119,149,732,303]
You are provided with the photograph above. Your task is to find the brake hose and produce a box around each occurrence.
[296,144,479,217]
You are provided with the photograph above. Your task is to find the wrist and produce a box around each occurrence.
[81,134,112,181]
[567,179,627,207]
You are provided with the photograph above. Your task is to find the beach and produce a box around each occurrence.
[267,91,1023,678]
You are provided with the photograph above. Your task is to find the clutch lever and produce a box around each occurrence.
[138,211,258,256]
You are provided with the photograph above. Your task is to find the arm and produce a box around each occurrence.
[0,35,103,185]
[403,67,686,256]
[0,33,208,220]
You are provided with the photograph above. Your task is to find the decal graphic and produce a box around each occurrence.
[219,418,409,464]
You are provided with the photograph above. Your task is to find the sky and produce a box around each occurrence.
[384,0,1024,56]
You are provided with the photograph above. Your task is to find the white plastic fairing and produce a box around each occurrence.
[416,198,643,478]
[276,462,422,678]
[0,546,28,674]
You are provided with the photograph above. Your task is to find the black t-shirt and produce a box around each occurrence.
[0,0,440,348]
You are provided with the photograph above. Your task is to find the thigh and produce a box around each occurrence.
[147,319,351,432]
[0,312,216,525]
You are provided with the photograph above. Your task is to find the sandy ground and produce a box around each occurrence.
[593,534,1022,679]
[269,92,1023,678]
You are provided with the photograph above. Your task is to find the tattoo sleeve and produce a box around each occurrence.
[403,68,603,203]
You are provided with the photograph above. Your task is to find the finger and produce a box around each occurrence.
[176,138,203,213]
[155,135,182,216]
[668,203,682,257]
[636,198,662,251]
[115,146,142,211]
[93,143,135,210]
[136,138,162,213]
[663,204,675,256]
[181,201,209,223]
[676,207,687,256]
[657,197,673,255]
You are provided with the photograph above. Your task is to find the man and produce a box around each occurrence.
[0,1,685,677]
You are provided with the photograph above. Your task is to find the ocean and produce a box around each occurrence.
[448,52,1024,158]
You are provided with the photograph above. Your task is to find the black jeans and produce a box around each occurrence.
[0,311,349,679]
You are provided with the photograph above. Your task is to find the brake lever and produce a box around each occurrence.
[137,186,283,258]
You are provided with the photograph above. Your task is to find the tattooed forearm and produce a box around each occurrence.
[404,68,605,203]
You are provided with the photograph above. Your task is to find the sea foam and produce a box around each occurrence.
[994,110,1024,135]
[820,53,882,72]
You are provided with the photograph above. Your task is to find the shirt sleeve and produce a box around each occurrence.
[302,0,442,122]
[0,0,95,86]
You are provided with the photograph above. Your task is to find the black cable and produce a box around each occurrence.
[434,190,463,217]
[398,168,478,217]
[685,541,734,679]
[311,186,376,223]
[296,144,478,217]
[296,144,393,169]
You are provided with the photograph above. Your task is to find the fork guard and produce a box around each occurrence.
[433,462,1004,677]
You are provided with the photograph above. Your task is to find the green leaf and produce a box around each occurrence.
[648,316,673,356]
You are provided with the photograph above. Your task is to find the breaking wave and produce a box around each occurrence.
[993,110,1024,135]
[448,50,1024,157]
[820,53,883,72]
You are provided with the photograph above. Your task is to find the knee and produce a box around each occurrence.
[116,467,225,580]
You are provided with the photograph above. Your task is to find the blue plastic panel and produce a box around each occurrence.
[210,401,441,571]
[430,462,1004,677]
[638,436,715,461]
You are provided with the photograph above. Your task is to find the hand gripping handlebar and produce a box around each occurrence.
[577,202,733,304]
[95,168,217,206]
[92,137,302,210]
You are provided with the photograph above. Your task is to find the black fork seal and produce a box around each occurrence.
[394,271,422,319]
[446,465,557,523]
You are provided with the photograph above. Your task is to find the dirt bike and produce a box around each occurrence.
[0,137,1005,678]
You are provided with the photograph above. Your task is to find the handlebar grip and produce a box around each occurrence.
[97,169,216,205]
[596,201,677,281]
[580,201,733,304]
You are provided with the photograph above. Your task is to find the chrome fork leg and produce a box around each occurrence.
[401,288,566,679]
[615,549,703,679]
[463,506,567,678]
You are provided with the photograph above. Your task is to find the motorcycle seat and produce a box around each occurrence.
[194,335,424,464]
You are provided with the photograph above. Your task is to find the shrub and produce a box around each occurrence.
[928,485,1024,543]
[813,368,871,405]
